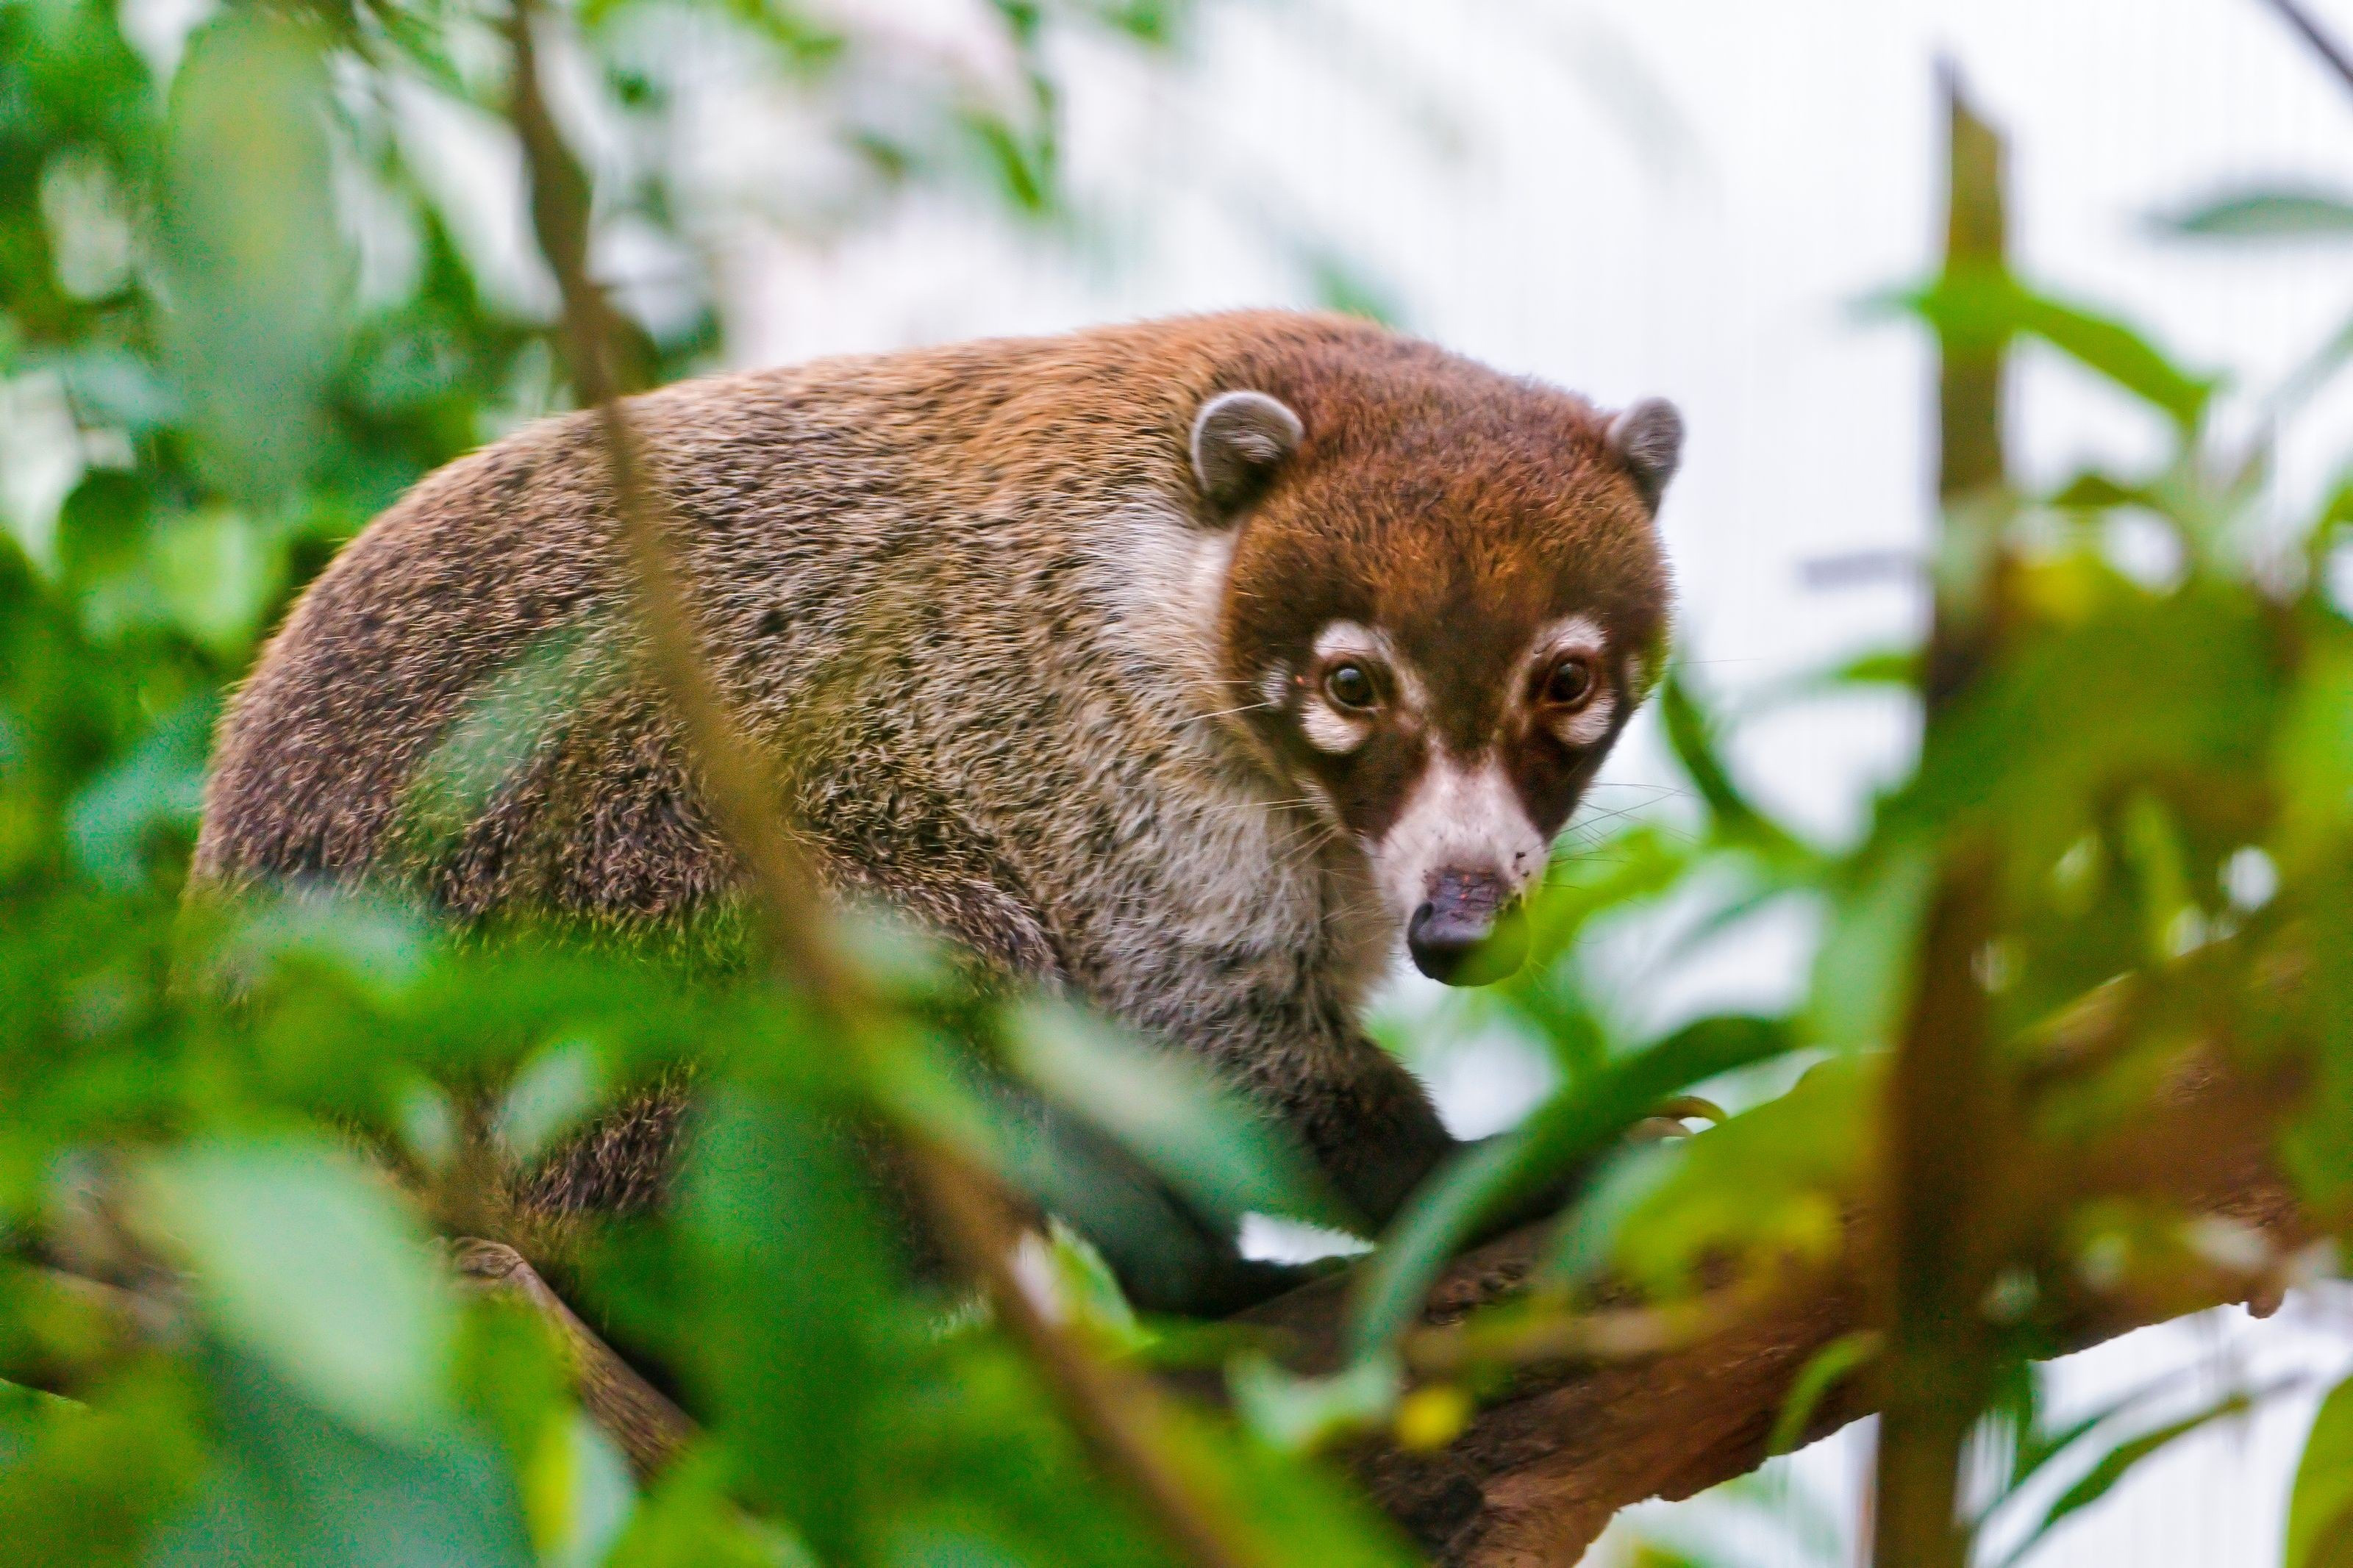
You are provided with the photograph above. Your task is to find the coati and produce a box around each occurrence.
[193,309,1680,1314]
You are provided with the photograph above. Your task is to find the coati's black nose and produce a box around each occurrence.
[1407,870,1529,986]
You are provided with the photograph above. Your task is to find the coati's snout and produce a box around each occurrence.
[1407,869,1528,986]
[1196,379,1685,987]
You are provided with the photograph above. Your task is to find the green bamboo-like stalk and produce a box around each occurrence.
[1870,69,2014,1568]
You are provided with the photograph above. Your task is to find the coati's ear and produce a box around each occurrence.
[1607,397,1684,512]
[1190,390,1303,514]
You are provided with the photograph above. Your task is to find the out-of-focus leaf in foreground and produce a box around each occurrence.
[146,1345,532,1568]
[1605,1053,1877,1297]
[2288,1372,2353,1568]
[2157,189,2353,240]
[675,1090,899,1562]
[1348,1014,1798,1360]
[1004,998,1349,1231]
[126,1136,456,1444]
[154,9,350,503]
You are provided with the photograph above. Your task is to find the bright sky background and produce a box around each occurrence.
[696,2,2353,1561]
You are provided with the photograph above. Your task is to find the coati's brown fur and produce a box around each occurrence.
[195,309,1677,1311]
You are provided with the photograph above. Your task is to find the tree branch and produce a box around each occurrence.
[1230,1057,2310,1566]
[498,11,1263,1567]
[451,1239,693,1479]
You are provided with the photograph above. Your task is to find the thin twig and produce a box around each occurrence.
[501,0,843,1003]
[498,10,1257,1567]
[2259,0,2353,99]
[907,1142,1255,1568]
[1404,1272,1779,1375]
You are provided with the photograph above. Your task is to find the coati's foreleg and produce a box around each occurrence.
[1277,1034,1460,1231]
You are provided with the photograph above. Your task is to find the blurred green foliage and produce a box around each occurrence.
[0,1,1424,1562]
[9,1,2353,1565]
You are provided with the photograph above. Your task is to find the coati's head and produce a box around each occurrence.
[1190,343,1678,987]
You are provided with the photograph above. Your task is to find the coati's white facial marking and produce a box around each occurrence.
[1300,701,1367,755]
[1528,615,1616,748]
[1369,749,1548,923]
[1249,608,1634,978]
[1298,620,1404,755]
[1093,501,1232,668]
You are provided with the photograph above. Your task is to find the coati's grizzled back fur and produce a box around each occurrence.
[196,309,1676,1311]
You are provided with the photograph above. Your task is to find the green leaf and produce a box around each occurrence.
[1805,839,1933,1053]
[605,1450,815,1568]
[2014,290,2218,429]
[154,9,351,502]
[64,692,215,889]
[1538,1139,1679,1288]
[492,1035,607,1164]
[1145,1403,1421,1568]
[1899,270,2215,429]
[2158,190,2353,240]
[146,508,286,659]
[1607,1053,1874,1295]
[127,1136,458,1445]
[1767,1331,1879,1457]
[1996,1383,2275,1567]
[2289,1373,2353,1568]
[1659,670,1810,861]
[2049,470,2155,511]
[1998,1367,2190,1499]
[149,1342,532,1568]
[677,1091,901,1560]
[1346,1014,1796,1359]
[396,630,605,860]
[522,1411,636,1568]
[2288,868,2353,1222]
[0,1363,211,1568]
[1002,998,1348,1231]
[2274,638,2353,872]
[1227,1353,1399,1453]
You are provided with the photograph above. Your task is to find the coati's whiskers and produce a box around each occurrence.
[1182,699,1278,723]
[1269,823,1343,876]
[1182,794,1321,823]
[1568,801,1659,834]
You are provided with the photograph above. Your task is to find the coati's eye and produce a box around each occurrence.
[1543,655,1598,709]
[1324,662,1379,711]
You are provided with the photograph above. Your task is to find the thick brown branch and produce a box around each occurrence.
[1233,1060,2310,1567]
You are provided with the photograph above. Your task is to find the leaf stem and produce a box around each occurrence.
[497,10,1260,1567]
